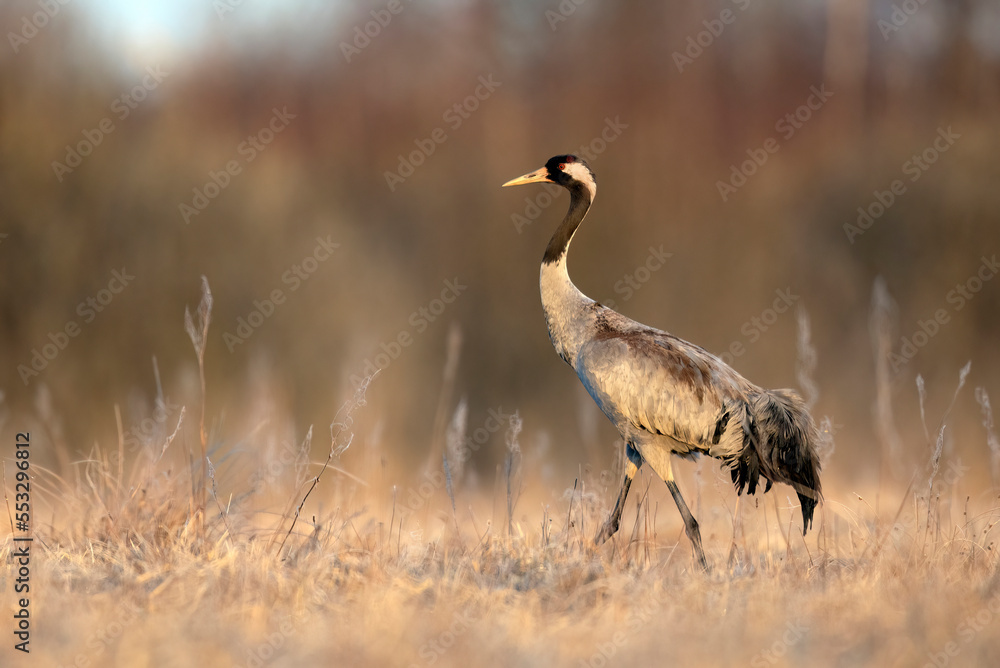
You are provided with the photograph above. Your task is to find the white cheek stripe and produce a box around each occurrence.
[562,162,596,200]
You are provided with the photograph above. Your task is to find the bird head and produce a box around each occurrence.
[502,155,597,200]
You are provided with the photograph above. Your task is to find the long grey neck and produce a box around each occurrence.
[539,185,596,368]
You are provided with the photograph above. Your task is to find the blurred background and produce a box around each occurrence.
[2,0,999,510]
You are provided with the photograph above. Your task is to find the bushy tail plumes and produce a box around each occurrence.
[731,389,823,534]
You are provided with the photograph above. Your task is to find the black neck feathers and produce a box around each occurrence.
[542,183,592,265]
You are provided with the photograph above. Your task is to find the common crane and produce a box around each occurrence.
[503,155,822,569]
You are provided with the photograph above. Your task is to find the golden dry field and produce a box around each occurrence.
[5,289,1000,668]
[3,2,1000,667]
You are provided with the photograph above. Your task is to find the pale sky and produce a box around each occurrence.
[73,0,346,73]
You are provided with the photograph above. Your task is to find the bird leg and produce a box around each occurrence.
[666,479,709,571]
[595,468,633,545]
[638,449,709,570]
[595,443,642,545]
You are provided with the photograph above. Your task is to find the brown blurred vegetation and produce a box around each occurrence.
[1,0,999,494]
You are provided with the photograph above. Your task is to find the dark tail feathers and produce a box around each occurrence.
[730,389,823,534]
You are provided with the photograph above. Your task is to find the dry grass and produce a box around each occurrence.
[5,289,1000,668]
[8,417,1000,668]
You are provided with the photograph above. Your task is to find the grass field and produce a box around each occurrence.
[9,445,1000,668]
[5,291,1000,668]
[3,3,998,667]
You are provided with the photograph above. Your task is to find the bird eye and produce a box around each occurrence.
[558,163,565,170]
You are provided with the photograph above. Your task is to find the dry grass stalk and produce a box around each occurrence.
[975,387,1000,489]
[504,411,523,539]
[184,275,213,527]
[870,277,903,480]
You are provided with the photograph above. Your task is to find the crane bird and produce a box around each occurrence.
[503,155,822,569]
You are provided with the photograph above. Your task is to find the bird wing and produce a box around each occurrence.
[575,323,750,455]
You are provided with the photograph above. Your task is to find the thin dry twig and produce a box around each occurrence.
[207,455,234,540]
[3,462,14,536]
[275,372,376,557]
[443,452,463,543]
[566,477,577,550]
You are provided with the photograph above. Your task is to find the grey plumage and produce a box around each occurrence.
[503,155,823,568]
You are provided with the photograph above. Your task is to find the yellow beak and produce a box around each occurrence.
[502,166,552,187]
